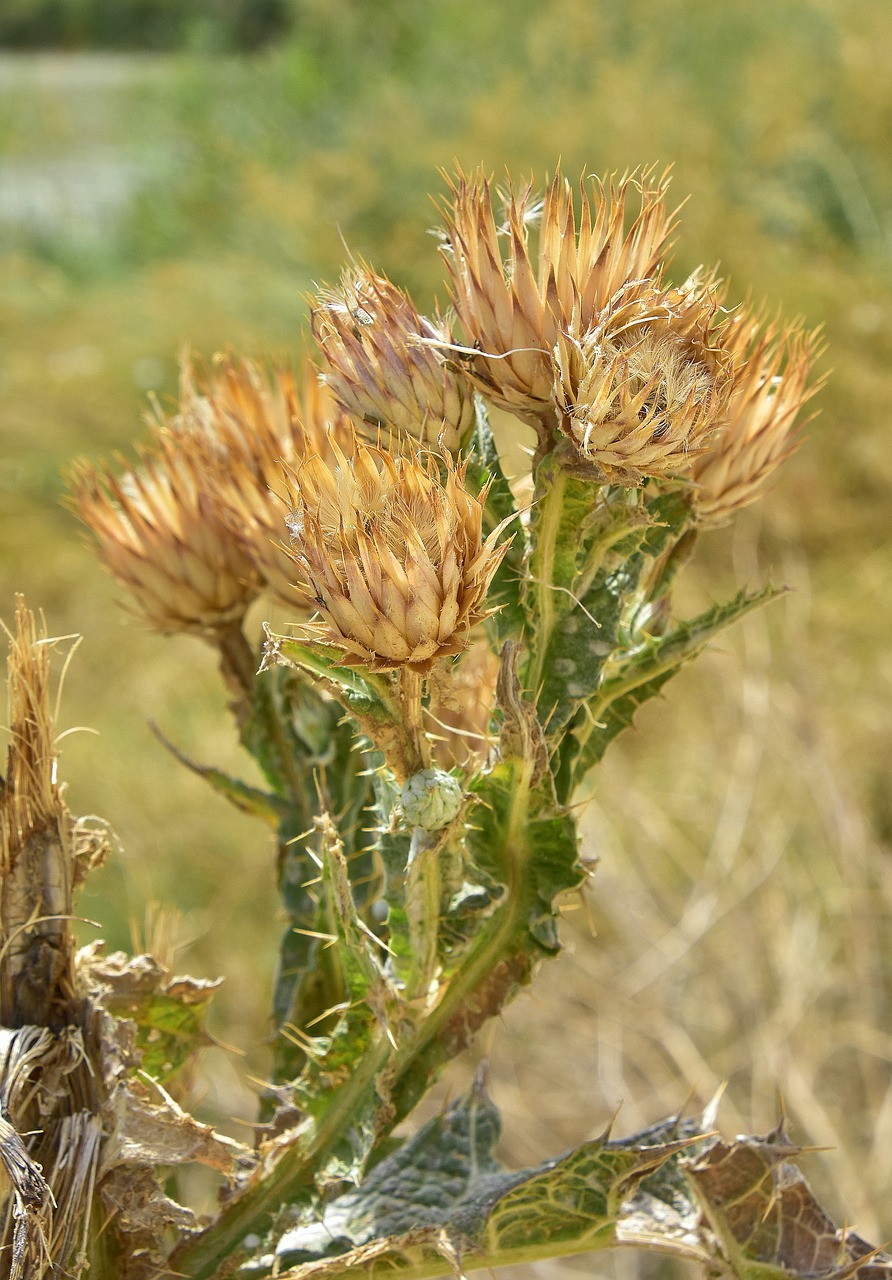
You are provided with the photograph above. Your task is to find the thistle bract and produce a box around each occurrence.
[69,432,260,636]
[554,276,732,481]
[281,438,512,672]
[312,267,475,451]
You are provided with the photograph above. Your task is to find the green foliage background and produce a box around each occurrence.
[2,0,892,1257]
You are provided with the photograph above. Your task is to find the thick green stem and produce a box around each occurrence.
[215,619,257,729]
[398,669,430,776]
[168,1037,392,1278]
[525,467,568,696]
[404,828,443,1003]
[170,768,537,1279]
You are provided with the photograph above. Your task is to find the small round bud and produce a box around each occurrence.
[400,769,464,831]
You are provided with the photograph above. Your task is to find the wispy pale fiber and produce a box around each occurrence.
[554,275,733,482]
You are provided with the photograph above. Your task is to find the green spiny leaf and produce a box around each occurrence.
[560,584,785,797]
[248,1086,705,1280]
[269,638,396,727]
[524,465,692,737]
[149,722,285,824]
[466,396,527,647]
[84,952,221,1085]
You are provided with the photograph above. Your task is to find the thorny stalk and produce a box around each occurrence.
[5,162,869,1280]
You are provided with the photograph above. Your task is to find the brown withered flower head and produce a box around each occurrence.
[69,428,261,636]
[281,438,511,673]
[691,315,824,526]
[553,274,734,483]
[311,267,475,453]
[437,165,676,432]
[177,354,356,607]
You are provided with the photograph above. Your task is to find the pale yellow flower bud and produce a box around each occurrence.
[438,165,676,431]
[553,276,733,483]
[178,355,355,607]
[311,267,475,452]
[282,439,511,673]
[691,316,824,526]
[69,431,260,636]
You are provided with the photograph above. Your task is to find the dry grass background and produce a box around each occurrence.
[3,0,892,1271]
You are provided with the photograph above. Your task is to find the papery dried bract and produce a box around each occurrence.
[554,275,733,482]
[282,440,511,672]
[438,165,676,431]
[69,428,261,636]
[691,316,823,525]
[312,267,475,453]
[181,354,356,608]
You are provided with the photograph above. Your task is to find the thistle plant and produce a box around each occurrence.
[4,164,882,1280]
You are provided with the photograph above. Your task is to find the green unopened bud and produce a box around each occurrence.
[400,769,463,831]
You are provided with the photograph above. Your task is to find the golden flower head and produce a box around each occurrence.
[553,274,734,483]
[69,428,261,636]
[438,165,676,430]
[174,354,356,608]
[691,315,824,526]
[281,438,511,673]
[311,266,475,452]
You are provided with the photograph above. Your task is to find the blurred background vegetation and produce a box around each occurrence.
[3,0,892,1266]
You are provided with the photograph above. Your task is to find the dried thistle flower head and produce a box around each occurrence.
[69,430,261,636]
[282,439,511,672]
[175,355,356,607]
[553,275,733,483]
[691,316,824,526]
[438,165,676,431]
[311,267,475,452]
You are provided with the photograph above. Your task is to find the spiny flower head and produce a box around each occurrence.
[174,355,356,606]
[69,429,261,636]
[438,165,676,430]
[553,275,734,483]
[691,315,824,526]
[311,267,475,452]
[282,438,511,673]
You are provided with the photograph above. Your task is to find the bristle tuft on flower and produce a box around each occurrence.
[553,275,732,482]
[68,430,261,636]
